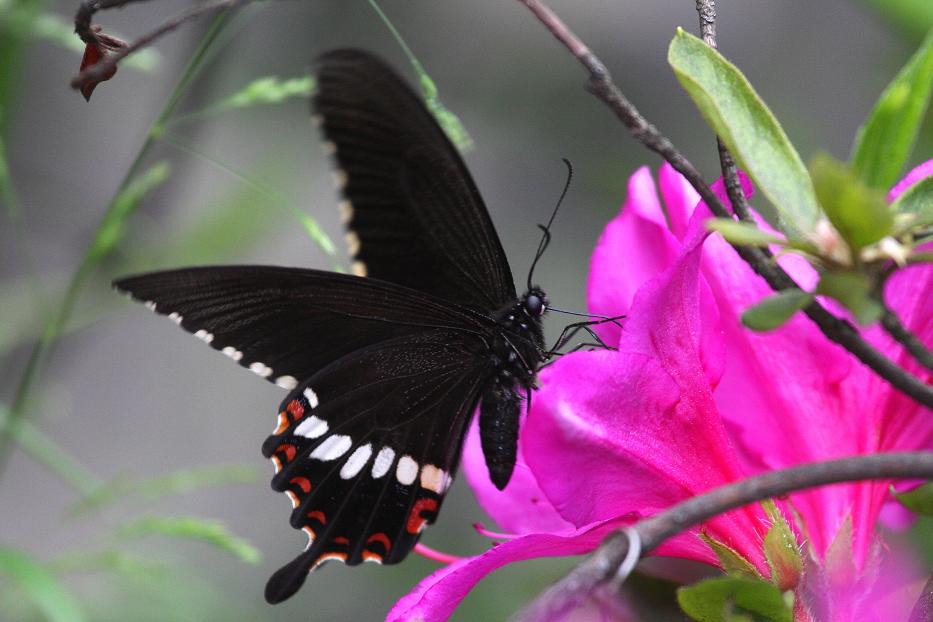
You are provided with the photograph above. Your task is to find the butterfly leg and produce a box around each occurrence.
[546,315,622,358]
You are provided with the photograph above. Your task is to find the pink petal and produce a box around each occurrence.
[387,520,620,622]
[887,158,933,203]
[587,167,681,346]
[525,235,768,571]
[462,416,574,535]
[657,162,698,240]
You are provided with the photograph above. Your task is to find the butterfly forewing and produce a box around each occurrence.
[114,266,493,389]
[261,332,488,603]
[314,49,516,310]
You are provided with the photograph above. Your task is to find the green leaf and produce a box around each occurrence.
[218,75,315,110]
[71,463,259,515]
[892,481,933,515]
[760,500,802,591]
[117,516,261,564]
[815,270,884,324]
[851,28,933,189]
[741,290,814,331]
[0,546,85,622]
[89,162,171,261]
[668,29,821,238]
[677,577,792,622]
[860,0,933,41]
[699,533,763,580]
[810,153,893,249]
[890,174,933,230]
[706,219,785,247]
[367,0,473,151]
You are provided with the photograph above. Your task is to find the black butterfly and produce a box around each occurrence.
[114,49,553,604]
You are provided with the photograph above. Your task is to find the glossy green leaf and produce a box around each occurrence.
[815,270,884,325]
[706,219,785,247]
[892,481,933,515]
[890,174,933,230]
[668,29,820,237]
[852,28,933,189]
[0,546,85,622]
[117,516,261,564]
[810,153,893,249]
[741,290,813,331]
[678,577,792,622]
[89,162,171,261]
[761,501,802,591]
[700,533,763,580]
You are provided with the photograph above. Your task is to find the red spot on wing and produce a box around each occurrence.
[275,443,297,462]
[289,476,312,494]
[406,498,439,534]
[307,510,327,525]
[366,532,392,553]
[333,536,350,545]
[286,399,304,420]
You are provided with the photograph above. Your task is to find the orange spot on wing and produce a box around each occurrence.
[271,456,282,473]
[362,552,383,563]
[333,536,350,545]
[285,490,300,508]
[289,476,312,493]
[273,412,289,435]
[406,498,439,534]
[307,510,327,525]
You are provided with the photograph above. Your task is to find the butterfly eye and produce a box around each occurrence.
[524,294,544,317]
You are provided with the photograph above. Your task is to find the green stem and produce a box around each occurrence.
[0,12,236,477]
[0,408,100,495]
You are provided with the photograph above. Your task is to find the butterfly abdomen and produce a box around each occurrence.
[479,383,521,490]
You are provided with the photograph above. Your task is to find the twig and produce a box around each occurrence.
[516,0,933,409]
[881,306,933,373]
[517,452,933,621]
[71,0,254,94]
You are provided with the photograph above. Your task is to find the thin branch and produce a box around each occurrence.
[71,0,254,94]
[517,452,933,621]
[516,0,933,409]
[881,306,933,373]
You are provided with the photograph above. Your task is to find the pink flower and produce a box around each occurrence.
[389,161,933,622]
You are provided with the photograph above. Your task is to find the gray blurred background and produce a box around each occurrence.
[1,0,931,620]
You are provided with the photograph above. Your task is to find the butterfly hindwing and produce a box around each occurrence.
[114,265,494,389]
[314,49,516,310]
[260,331,488,603]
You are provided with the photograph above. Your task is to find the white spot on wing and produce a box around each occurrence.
[294,415,328,439]
[331,169,348,190]
[275,375,298,390]
[285,490,299,509]
[194,329,214,344]
[340,444,373,479]
[338,200,353,224]
[396,455,418,486]
[168,312,183,325]
[144,300,157,311]
[371,447,395,478]
[420,464,446,493]
[303,388,319,409]
[351,261,367,277]
[249,361,273,378]
[222,346,243,362]
[302,526,315,550]
[345,231,360,257]
[322,141,337,156]
[310,434,352,461]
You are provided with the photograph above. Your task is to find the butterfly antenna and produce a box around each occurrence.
[527,158,573,291]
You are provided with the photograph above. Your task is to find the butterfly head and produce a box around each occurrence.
[521,287,548,318]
